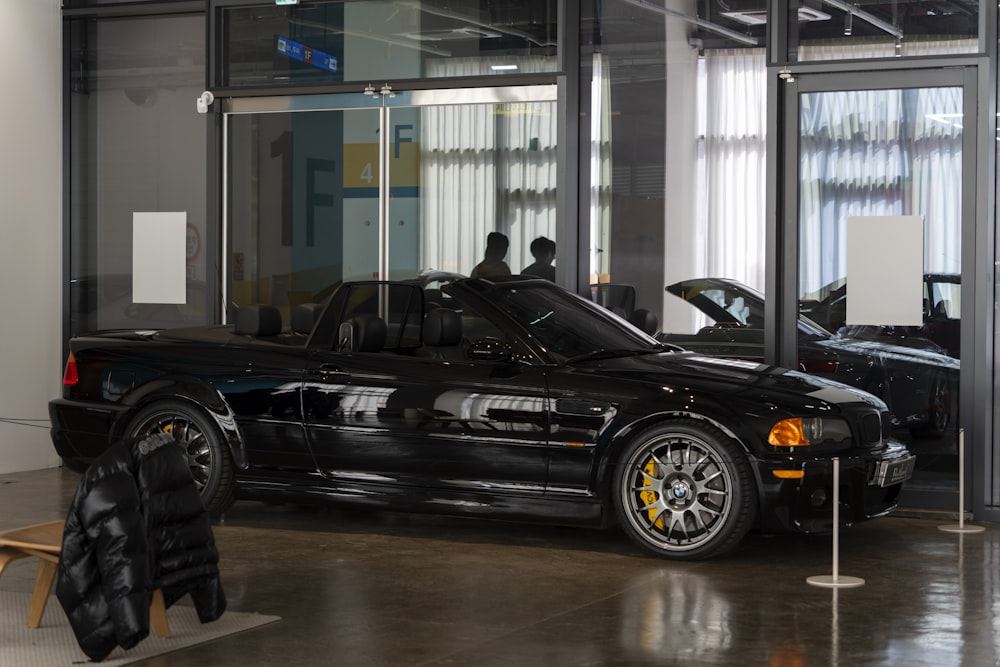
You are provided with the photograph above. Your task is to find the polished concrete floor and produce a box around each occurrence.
[2,466,998,666]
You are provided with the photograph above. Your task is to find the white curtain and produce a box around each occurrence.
[796,42,968,296]
[420,57,558,275]
[590,52,613,282]
[699,49,768,292]
[700,40,969,298]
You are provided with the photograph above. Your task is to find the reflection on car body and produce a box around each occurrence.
[51,277,913,560]
[658,277,958,439]
[800,273,961,358]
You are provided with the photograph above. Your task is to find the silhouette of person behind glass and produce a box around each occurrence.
[470,232,512,279]
[521,236,556,282]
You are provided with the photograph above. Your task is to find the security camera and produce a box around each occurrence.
[196,90,215,114]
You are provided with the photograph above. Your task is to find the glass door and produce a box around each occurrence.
[226,93,381,323]
[381,87,559,284]
[782,68,976,510]
[224,86,559,324]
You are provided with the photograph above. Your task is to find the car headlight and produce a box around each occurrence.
[767,417,852,452]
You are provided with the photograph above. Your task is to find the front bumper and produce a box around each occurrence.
[754,440,914,534]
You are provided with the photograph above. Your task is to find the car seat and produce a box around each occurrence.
[416,308,465,360]
[337,314,387,353]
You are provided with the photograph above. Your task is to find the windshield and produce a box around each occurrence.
[458,281,664,362]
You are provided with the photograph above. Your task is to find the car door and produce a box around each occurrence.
[300,283,550,496]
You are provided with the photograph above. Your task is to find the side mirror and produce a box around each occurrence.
[468,337,511,362]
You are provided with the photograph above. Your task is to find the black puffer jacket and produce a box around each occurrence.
[57,433,226,661]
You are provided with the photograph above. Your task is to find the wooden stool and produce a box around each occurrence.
[0,520,169,636]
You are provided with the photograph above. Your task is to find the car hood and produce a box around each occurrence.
[578,350,886,412]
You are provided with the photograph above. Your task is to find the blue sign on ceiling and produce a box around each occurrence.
[276,36,338,74]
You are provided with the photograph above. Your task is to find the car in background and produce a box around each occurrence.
[800,273,961,359]
[658,278,959,439]
[51,277,913,561]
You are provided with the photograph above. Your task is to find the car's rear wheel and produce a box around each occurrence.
[127,400,236,517]
[911,374,950,439]
[613,420,756,560]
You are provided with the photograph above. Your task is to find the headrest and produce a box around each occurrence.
[629,308,659,335]
[423,308,462,346]
[337,314,386,353]
[235,305,282,336]
[292,303,322,334]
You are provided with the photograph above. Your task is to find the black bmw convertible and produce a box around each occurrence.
[50,277,914,560]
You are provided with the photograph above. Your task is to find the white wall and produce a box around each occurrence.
[0,0,63,472]
[662,1,701,331]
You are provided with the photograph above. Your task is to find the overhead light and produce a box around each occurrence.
[398,27,502,42]
[491,64,518,71]
[721,7,831,26]
[822,0,904,40]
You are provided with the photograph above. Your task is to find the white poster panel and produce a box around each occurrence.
[846,215,923,326]
[133,212,187,304]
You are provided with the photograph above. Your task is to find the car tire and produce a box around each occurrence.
[910,373,950,439]
[126,400,236,517]
[613,419,756,560]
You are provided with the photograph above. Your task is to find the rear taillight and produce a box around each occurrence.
[63,353,78,386]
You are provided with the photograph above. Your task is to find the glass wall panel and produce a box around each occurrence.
[672,0,980,62]
[220,0,557,88]
[797,86,963,503]
[787,0,978,62]
[227,106,381,322]
[226,90,558,326]
[581,1,767,336]
[665,1,979,64]
[68,13,209,335]
[387,99,558,282]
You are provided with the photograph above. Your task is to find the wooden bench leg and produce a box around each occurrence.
[0,546,30,577]
[150,588,170,638]
[27,556,58,628]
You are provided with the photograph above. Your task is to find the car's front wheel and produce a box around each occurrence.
[613,420,756,560]
[126,400,236,517]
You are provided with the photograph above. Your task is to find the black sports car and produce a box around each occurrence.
[801,273,961,359]
[50,278,914,560]
[659,278,959,439]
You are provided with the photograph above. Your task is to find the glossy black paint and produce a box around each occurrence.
[51,277,913,556]
[659,277,959,437]
[801,273,961,359]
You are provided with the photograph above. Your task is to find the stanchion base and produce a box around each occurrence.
[806,575,865,589]
[938,524,985,534]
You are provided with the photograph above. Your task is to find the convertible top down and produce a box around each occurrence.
[51,277,914,560]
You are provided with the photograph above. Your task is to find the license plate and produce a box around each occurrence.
[872,455,916,487]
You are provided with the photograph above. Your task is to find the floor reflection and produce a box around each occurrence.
[0,468,998,667]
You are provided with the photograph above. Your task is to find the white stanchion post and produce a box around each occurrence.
[808,457,865,588]
[939,428,984,534]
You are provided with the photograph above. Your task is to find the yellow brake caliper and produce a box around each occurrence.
[641,458,665,530]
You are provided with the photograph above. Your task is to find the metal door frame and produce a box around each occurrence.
[772,66,989,516]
